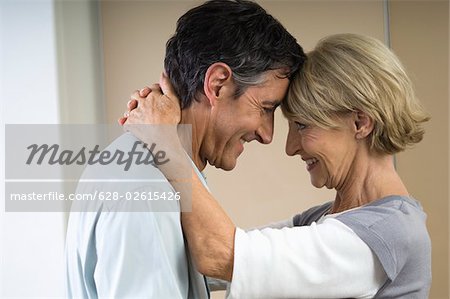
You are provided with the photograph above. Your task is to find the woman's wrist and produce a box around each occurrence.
[141,127,189,179]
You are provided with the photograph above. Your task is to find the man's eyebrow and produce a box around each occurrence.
[262,100,282,107]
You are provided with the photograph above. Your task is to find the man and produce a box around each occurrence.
[65,0,305,298]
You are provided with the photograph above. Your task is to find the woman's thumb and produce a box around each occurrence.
[160,72,177,98]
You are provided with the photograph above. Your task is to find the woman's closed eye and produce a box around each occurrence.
[295,121,307,131]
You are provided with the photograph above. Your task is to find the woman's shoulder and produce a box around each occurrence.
[293,201,333,226]
[335,195,431,282]
[338,195,427,227]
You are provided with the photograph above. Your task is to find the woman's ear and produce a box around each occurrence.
[354,110,374,139]
[203,62,233,107]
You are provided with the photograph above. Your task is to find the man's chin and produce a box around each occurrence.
[211,158,237,171]
[217,164,236,171]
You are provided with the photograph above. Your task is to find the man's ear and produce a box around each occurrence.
[203,62,234,107]
[354,110,374,139]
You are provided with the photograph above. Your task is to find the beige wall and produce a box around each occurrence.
[101,1,199,124]
[389,1,449,298]
[100,1,449,298]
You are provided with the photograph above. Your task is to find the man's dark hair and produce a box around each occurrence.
[164,0,306,109]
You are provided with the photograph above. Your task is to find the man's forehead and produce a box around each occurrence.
[260,72,290,100]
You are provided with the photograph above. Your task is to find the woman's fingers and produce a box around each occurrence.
[139,86,151,98]
[148,83,162,94]
[118,116,127,126]
[119,75,181,127]
[127,99,138,111]
[119,89,144,125]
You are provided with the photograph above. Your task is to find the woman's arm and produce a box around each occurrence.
[179,167,236,281]
[123,74,236,281]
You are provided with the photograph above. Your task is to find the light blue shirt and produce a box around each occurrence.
[65,133,209,298]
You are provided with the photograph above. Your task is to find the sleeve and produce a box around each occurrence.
[206,218,294,292]
[249,218,294,230]
[227,218,387,299]
[93,203,188,298]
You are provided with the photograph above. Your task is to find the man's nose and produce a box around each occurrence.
[257,115,274,144]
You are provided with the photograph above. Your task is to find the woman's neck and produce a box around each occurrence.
[332,154,409,214]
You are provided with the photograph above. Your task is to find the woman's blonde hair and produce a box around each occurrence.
[282,33,430,154]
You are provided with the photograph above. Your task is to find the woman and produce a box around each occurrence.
[122,34,431,298]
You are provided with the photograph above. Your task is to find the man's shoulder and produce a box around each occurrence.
[71,133,177,213]
[78,133,172,193]
[80,133,168,180]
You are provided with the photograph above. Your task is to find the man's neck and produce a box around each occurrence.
[179,101,210,171]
